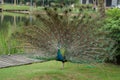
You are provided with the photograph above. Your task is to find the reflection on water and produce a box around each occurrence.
[0,12,34,35]
[0,12,34,54]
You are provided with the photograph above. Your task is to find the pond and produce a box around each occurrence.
[0,12,33,32]
[0,12,34,54]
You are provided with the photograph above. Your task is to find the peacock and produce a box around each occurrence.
[13,6,112,68]
[56,42,67,69]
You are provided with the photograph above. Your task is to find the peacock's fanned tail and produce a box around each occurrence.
[13,7,113,63]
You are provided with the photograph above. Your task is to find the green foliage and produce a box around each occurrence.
[103,18,120,41]
[106,8,120,19]
[102,8,120,62]
[105,8,120,41]
[0,22,23,55]
[0,32,23,55]
[51,0,79,4]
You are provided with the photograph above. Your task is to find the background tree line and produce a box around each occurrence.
[3,0,79,5]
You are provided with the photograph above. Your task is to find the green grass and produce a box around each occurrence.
[0,61,120,80]
[2,4,30,10]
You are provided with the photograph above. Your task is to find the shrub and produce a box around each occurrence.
[0,32,23,55]
[106,8,120,19]
[0,22,24,55]
[102,8,120,64]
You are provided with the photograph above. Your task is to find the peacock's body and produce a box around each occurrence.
[57,49,65,62]
[56,43,66,61]
[56,48,67,68]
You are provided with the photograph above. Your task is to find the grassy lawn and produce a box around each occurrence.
[2,4,30,10]
[0,61,120,80]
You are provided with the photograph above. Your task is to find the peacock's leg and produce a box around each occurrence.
[62,62,64,69]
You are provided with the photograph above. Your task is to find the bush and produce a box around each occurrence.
[0,22,24,55]
[102,8,120,64]
[0,32,23,55]
[106,8,120,19]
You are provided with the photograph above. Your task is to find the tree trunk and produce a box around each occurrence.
[33,0,37,8]
[1,0,4,4]
[14,0,16,5]
[62,62,64,69]
[98,0,105,17]
[43,0,44,6]
[93,0,97,11]
[86,0,89,4]
[80,0,82,4]
[20,1,22,6]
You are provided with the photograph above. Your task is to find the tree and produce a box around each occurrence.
[14,0,16,5]
[98,0,105,17]
[20,0,24,5]
[1,0,4,4]
[42,0,45,6]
